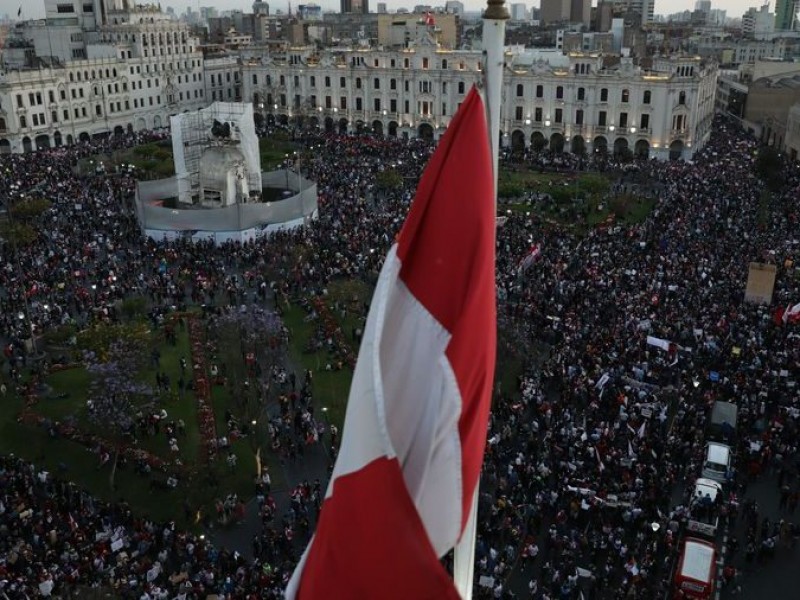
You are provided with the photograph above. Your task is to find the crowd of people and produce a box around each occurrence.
[1,114,799,598]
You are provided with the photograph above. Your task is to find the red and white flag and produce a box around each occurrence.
[425,10,435,25]
[287,87,496,599]
[519,243,542,272]
[783,302,800,324]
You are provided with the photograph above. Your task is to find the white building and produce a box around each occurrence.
[510,3,529,21]
[444,0,465,16]
[0,4,205,153]
[241,45,716,161]
[742,4,775,38]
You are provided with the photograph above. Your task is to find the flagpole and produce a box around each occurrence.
[453,3,507,600]
[481,0,508,204]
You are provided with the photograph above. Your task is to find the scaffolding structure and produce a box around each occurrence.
[170,102,262,205]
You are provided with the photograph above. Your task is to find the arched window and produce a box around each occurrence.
[621,89,630,103]
[643,90,651,104]
[679,91,686,105]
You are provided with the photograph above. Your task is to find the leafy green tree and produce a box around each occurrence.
[9,197,52,221]
[375,169,403,191]
[0,221,37,246]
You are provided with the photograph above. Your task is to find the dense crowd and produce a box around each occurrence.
[1,115,800,598]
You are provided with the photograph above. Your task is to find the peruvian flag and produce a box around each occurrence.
[286,87,495,599]
[783,302,800,324]
[425,10,435,25]
[519,243,542,272]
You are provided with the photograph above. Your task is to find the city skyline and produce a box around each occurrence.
[0,0,771,20]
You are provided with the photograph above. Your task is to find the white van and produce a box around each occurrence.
[701,442,732,484]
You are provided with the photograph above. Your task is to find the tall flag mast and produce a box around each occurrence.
[452,2,507,599]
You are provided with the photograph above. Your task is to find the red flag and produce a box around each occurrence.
[425,11,435,25]
[287,87,495,599]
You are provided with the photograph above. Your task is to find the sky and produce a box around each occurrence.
[0,0,765,21]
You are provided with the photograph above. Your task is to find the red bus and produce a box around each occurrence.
[673,537,717,599]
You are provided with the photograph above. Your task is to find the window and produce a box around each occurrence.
[356,78,362,89]
[390,78,396,90]
[516,84,523,97]
[598,111,607,126]
[63,109,68,121]
[679,91,686,105]
[575,109,583,125]
[310,76,316,87]
[374,98,381,111]
[405,81,410,92]
[643,90,651,104]
[556,86,563,100]
[619,112,628,128]
[515,106,523,120]
[325,76,331,87]
[96,105,102,116]
[20,116,27,128]
[458,81,465,94]
[340,76,346,88]
[442,81,447,93]
[640,114,649,130]
[16,94,23,108]
[60,90,66,100]
[442,59,448,69]
[404,100,409,113]
[32,114,39,126]
[404,58,410,69]
[52,111,57,123]
[56,3,75,12]
[390,99,397,113]
[621,89,629,103]
[28,93,35,105]
[422,57,429,69]
[325,96,332,108]
[535,107,542,122]
[341,97,347,110]
[252,74,258,85]
[355,97,362,111]
[294,75,299,86]
[577,87,585,101]
[48,91,55,103]
[555,108,562,123]
[536,85,543,98]
[600,88,608,102]
[374,77,380,90]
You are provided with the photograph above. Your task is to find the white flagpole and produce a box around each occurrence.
[453,3,508,599]
[482,0,509,204]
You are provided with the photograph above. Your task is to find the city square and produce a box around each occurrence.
[2,0,800,598]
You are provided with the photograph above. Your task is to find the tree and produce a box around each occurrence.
[755,146,784,191]
[9,197,52,221]
[0,221,37,247]
[375,168,403,191]
[578,174,610,197]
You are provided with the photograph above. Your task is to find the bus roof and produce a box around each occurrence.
[681,539,715,582]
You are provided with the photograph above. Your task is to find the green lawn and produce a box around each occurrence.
[0,321,272,529]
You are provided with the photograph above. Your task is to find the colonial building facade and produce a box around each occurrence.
[242,45,717,160]
[1,14,717,161]
[0,5,205,153]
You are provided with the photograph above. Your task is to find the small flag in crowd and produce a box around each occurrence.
[286,87,496,599]
[518,243,542,273]
[424,11,435,25]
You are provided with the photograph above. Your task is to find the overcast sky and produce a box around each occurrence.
[1,0,762,21]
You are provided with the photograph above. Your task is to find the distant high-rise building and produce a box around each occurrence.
[775,0,798,30]
[445,0,464,16]
[377,2,387,13]
[570,0,590,26]
[540,0,588,25]
[614,0,655,24]
[695,0,711,16]
[510,3,528,21]
[743,4,775,37]
[341,0,369,14]
[253,1,269,16]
